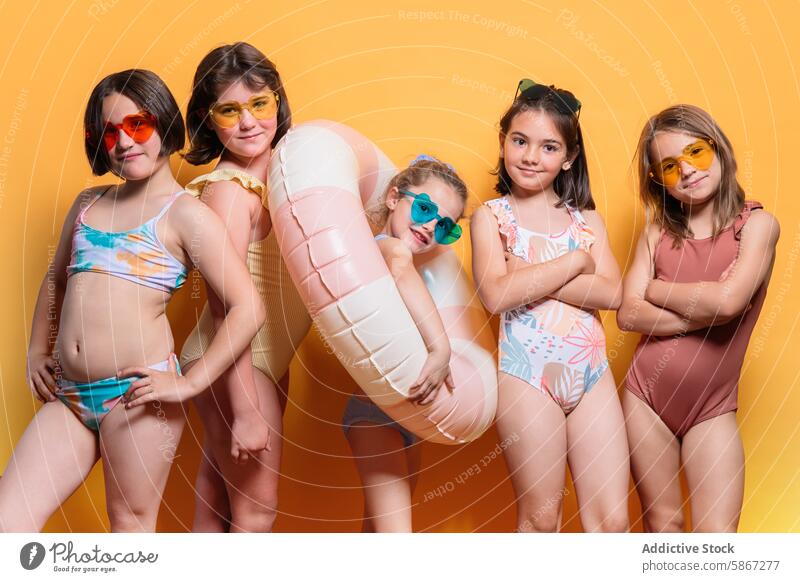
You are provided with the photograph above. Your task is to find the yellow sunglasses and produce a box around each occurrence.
[208,92,279,128]
[649,138,716,187]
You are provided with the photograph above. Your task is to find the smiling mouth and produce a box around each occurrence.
[238,133,264,140]
[517,167,540,175]
[683,175,707,189]
[119,153,143,161]
[410,228,429,245]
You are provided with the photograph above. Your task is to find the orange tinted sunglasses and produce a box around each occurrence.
[649,138,716,187]
[208,92,280,128]
[101,111,157,151]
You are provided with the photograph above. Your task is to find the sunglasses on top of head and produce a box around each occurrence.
[514,78,582,121]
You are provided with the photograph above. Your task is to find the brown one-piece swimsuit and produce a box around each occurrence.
[625,201,768,438]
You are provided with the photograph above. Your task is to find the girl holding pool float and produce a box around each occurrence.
[342,155,467,532]
[180,42,309,533]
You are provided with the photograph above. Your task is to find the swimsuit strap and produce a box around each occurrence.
[484,196,519,252]
[185,168,267,205]
[653,200,764,258]
[79,187,184,231]
[564,202,597,249]
[145,190,187,229]
[564,203,584,224]
[733,200,764,240]
[77,186,113,223]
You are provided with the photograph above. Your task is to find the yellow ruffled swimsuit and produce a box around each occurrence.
[179,168,311,382]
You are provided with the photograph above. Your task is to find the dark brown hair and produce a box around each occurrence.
[369,158,468,230]
[493,86,594,210]
[635,104,744,243]
[84,69,185,175]
[184,42,291,165]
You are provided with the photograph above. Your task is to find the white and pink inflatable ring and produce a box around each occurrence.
[268,121,497,444]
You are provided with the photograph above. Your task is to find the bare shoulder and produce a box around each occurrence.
[640,222,662,246]
[74,184,110,205]
[471,204,494,221]
[470,204,498,230]
[200,178,259,206]
[744,208,780,243]
[580,209,608,233]
[65,185,109,220]
[172,190,207,212]
[168,191,220,228]
[378,236,412,262]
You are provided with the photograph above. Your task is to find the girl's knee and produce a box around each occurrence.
[693,515,738,533]
[582,509,629,533]
[694,523,737,533]
[230,505,277,533]
[643,506,684,533]
[229,496,278,533]
[108,506,158,532]
[517,514,559,533]
[516,500,560,533]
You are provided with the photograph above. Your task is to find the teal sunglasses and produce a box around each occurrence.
[399,189,462,245]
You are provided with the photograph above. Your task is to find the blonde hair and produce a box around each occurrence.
[368,158,468,231]
[635,104,745,244]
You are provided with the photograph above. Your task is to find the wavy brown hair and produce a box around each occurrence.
[184,42,291,165]
[635,104,745,243]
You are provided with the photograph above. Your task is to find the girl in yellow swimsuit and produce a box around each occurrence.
[180,42,310,532]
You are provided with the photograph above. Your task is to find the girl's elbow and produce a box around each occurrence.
[607,286,623,311]
[716,299,747,321]
[699,287,746,321]
[616,303,637,332]
[252,300,267,329]
[477,289,501,316]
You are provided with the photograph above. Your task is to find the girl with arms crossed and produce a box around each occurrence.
[471,80,629,532]
[618,105,778,532]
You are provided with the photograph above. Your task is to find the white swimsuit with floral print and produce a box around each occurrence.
[486,196,609,414]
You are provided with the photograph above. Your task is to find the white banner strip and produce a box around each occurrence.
[1,533,798,581]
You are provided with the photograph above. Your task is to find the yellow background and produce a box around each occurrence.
[1,0,798,532]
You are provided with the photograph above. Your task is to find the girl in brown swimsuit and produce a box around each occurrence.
[618,105,779,533]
